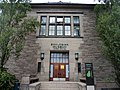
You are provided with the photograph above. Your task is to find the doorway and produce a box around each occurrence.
[49,52,69,81]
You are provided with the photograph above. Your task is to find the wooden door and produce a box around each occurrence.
[53,64,66,78]
[53,64,59,78]
[58,64,65,78]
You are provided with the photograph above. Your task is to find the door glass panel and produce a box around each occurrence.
[63,57,65,63]
[56,57,59,63]
[60,65,64,69]
[50,52,69,63]
[51,58,53,63]
[50,65,53,78]
[66,65,69,78]
[60,58,62,63]
[54,59,56,63]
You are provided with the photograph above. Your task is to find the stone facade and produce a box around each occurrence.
[5,2,118,88]
[6,32,39,80]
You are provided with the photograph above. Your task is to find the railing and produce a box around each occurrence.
[29,82,41,90]
[20,74,39,90]
[77,82,86,90]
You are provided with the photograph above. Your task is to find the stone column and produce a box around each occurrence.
[20,74,30,90]
[74,60,78,81]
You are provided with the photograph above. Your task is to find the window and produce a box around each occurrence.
[73,16,80,36]
[78,63,81,73]
[38,62,41,72]
[57,25,63,35]
[50,52,69,64]
[49,25,55,35]
[50,17,56,23]
[40,25,46,35]
[39,15,80,37]
[65,17,71,24]
[41,16,47,24]
[57,16,63,23]
[73,16,79,24]
[40,16,47,35]
[65,25,71,35]
[74,25,80,36]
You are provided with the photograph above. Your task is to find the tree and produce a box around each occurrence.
[0,0,39,70]
[95,0,120,86]
[0,0,39,89]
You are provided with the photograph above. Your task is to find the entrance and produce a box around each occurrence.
[49,52,69,81]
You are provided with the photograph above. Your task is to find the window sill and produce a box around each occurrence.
[36,36,83,38]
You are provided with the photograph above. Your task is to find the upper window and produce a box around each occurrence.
[49,16,71,36]
[57,16,63,23]
[40,16,47,35]
[73,16,79,24]
[39,15,80,37]
[65,17,71,24]
[49,25,55,35]
[50,17,56,23]
[41,16,47,24]
[73,16,80,36]
[40,25,46,35]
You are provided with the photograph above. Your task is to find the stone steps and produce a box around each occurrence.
[40,82,80,90]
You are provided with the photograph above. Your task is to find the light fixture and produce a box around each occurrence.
[75,53,79,60]
[40,53,44,60]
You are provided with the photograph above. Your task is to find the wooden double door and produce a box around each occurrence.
[53,64,66,79]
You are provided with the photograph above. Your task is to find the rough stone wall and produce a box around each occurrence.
[96,82,119,90]
[81,9,115,81]
[5,32,39,80]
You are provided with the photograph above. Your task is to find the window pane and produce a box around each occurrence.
[57,25,63,35]
[66,65,69,78]
[65,17,71,23]
[41,16,47,24]
[50,52,68,63]
[40,25,46,35]
[74,25,80,36]
[49,25,55,35]
[60,58,62,63]
[56,58,59,63]
[73,16,79,24]
[65,57,68,63]
[78,63,81,73]
[54,59,56,63]
[63,57,66,63]
[51,58,54,63]
[50,17,55,23]
[65,25,71,35]
[50,65,53,77]
[51,53,54,57]
[38,62,41,72]
[57,17,63,23]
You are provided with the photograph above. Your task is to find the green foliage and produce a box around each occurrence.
[0,70,17,90]
[0,0,39,69]
[95,1,120,86]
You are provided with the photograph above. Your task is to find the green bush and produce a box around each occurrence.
[0,70,17,90]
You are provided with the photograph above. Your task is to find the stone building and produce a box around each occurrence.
[6,2,118,89]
